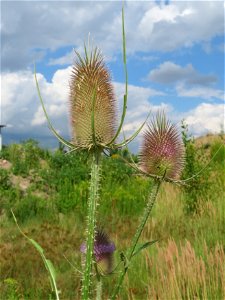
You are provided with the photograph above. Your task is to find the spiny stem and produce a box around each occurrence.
[82,151,101,300]
[94,260,102,300]
[96,279,102,300]
[111,179,162,299]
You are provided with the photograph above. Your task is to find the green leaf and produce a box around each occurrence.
[34,65,75,150]
[29,239,44,254]
[11,210,60,300]
[132,240,158,257]
[114,110,151,148]
[107,6,128,145]
[46,259,57,281]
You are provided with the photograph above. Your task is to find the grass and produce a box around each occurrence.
[0,137,224,299]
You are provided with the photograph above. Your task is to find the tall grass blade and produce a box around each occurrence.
[11,210,60,300]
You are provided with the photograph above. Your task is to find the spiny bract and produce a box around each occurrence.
[140,112,185,179]
[70,47,117,150]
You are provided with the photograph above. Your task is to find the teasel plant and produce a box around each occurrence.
[111,111,186,299]
[34,7,150,300]
[111,112,223,299]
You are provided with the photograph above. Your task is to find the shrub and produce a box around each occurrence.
[210,140,225,164]
[3,140,43,177]
[56,179,89,214]
[181,121,211,213]
[11,194,55,223]
[0,169,11,190]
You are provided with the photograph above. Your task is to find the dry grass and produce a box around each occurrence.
[144,239,225,300]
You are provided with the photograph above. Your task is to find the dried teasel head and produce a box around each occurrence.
[80,229,115,274]
[70,46,117,150]
[139,111,185,179]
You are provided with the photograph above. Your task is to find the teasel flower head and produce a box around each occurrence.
[80,229,116,274]
[70,46,117,150]
[140,111,185,180]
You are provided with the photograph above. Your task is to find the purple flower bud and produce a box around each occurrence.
[140,111,185,179]
[80,229,115,274]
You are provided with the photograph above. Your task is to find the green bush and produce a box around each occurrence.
[100,177,150,216]
[0,187,22,216]
[0,278,21,300]
[56,179,89,214]
[102,155,134,185]
[3,140,43,177]
[181,122,211,213]
[210,140,225,164]
[0,168,11,190]
[47,150,89,186]
[12,194,55,223]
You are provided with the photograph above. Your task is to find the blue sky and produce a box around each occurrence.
[1,0,224,151]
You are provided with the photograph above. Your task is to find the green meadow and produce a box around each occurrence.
[0,135,224,299]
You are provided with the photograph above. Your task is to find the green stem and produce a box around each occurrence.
[82,152,101,300]
[94,261,102,300]
[96,279,102,300]
[111,179,162,299]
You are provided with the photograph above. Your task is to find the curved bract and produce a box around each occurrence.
[70,47,117,150]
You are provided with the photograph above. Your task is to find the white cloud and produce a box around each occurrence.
[1,66,224,149]
[148,61,217,86]
[184,103,225,136]
[1,67,166,145]
[113,82,168,135]
[1,67,72,139]
[1,1,224,71]
[176,83,224,101]
[147,61,224,101]
[132,1,224,53]
[48,50,75,66]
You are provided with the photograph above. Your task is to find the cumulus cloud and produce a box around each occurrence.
[48,50,75,66]
[1,66,224,149]
[148,61,217,86]
[1,67,72,140]
[1,1,224,71]
[113,82,167,134]
[147,61,224,101]
[176,83,224,101]
[1,67,166,146]
[184,103,225,136]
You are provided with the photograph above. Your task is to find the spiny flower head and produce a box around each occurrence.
[140,111,185,179]
[80,229,115,274]
[70,46,117,150]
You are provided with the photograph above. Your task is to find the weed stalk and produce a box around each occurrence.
[111,178,162,299]
[81,151,101,299]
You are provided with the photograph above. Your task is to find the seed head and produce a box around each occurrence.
[80,229,115,274]
[70,47,116,149]
[140,112,185,179]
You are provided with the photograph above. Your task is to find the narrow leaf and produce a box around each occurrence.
[11,210,60,300]
[107,6,128,145]
[114,110,151,148]
[29,239,44,254]
[34,65,75,150]
[132,240,158,258]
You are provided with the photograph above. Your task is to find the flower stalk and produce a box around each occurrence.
[96,279,102,300]
[81,151,101,300]
[111,178,162,299]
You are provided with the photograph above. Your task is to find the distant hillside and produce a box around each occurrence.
[195,133,225,147]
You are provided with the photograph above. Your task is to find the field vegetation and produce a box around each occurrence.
[0,134,224,299]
